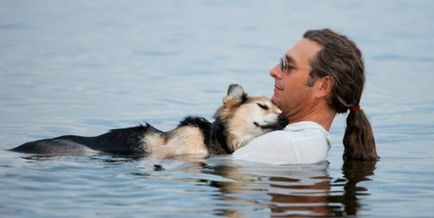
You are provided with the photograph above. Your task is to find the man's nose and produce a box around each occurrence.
[269,64,282,79]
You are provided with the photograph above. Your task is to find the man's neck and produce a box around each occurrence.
[288,102,336,131]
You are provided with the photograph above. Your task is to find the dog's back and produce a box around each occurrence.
[10,125,162,155]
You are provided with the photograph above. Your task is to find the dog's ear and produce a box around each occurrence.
[223,84,247,107]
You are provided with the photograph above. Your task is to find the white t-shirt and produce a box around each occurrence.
[232,121,330,165]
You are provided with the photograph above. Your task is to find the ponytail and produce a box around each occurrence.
[343,109,378,160]
[304,28,379,161]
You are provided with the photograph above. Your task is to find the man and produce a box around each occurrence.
[233,29,378,164]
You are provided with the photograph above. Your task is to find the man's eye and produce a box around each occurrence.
[285,65,295,71]
[257,103,269,110]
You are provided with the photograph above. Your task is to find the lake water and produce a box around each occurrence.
[1,1,434,217]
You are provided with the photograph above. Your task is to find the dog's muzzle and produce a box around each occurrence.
[254,114,288,130]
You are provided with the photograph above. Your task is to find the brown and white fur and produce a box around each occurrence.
[10,84,288,158]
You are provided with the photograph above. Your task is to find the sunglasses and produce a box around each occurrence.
[280,56,289,72]
[280,56,310,72]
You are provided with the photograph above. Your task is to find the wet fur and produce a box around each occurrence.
[11,84,288,158]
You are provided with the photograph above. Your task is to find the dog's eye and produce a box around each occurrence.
[257,103,269,110]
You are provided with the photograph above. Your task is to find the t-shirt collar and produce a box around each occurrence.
[284,121,330,135]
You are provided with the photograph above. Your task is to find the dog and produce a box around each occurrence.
[10,84,288,158]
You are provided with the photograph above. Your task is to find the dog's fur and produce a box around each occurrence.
[10,84,288,158]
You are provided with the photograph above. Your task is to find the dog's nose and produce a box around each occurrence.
[278,114,289,127]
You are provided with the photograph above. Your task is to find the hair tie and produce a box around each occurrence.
[350,105,361,111]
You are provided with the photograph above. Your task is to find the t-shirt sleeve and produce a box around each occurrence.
[232,131,298,165]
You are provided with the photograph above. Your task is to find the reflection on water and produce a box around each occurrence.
[200,159,377,217]
[337,160,376,216]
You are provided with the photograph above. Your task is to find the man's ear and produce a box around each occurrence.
[223,84,247,107]
[314,76,334,98]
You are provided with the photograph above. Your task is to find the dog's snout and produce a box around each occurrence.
[278,114,289,127]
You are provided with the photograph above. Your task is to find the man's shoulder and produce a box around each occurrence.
[248,121,328,144]
[272,120,326,135]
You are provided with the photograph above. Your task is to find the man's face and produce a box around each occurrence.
[270,38,323,119]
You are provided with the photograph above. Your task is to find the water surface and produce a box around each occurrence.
[1,1,434,217]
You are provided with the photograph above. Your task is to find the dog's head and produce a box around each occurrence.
[214,84,288,152]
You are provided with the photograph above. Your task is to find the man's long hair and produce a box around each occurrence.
[304,29,378,160]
